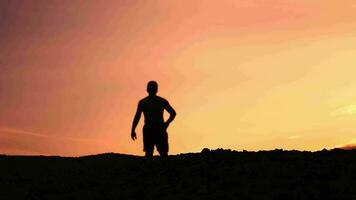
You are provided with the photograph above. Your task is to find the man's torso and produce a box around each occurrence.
[139,96,167,125]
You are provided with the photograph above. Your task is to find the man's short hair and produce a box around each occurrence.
[147,81,158,94]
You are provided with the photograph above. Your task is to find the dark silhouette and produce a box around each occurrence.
[131,81,176,157]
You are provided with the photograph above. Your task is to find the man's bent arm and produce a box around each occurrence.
[131,102,142,140]
[131,111,141,132]
[165,102,176,126]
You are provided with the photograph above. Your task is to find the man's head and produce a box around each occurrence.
[147,81,158,95]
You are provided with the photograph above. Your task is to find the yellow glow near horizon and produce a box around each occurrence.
[166,34,356,152]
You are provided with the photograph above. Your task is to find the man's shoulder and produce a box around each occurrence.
[156,96,169,103]
[138,97,147,106]
[138,97,148,106]
[139,96,168,105]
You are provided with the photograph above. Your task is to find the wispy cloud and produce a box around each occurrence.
[0,126,107,156]
[288,135,301,140]
[0,126,102,143]
[331,104,356,117]
[0,127,51,138]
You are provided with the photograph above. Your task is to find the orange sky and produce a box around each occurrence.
[1,0,356,156]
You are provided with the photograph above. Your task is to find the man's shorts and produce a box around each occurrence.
[143,123,169,153]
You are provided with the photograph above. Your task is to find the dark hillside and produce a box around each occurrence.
[1,149,356,200]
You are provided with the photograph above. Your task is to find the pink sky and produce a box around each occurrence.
[1,0,356,156]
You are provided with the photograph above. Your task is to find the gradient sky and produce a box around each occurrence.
[1,0,356,156]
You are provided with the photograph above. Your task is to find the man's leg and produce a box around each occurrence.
[144,140,154,157]
[143,124,154,157]
[157,131,169,157]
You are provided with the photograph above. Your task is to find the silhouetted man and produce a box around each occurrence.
[131,81,176,157]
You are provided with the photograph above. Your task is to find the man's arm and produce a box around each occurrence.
[164,100,176,129]
[131,101,143,141]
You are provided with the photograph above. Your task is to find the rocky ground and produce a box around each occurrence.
[0,148,355,200]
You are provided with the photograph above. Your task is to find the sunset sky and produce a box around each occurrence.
[1,0,356,156]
